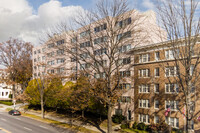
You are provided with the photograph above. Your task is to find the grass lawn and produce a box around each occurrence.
[21,113,100,133]
[121,128,148,133]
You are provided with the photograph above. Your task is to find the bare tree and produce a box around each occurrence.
[0,38,33,100]
[40,0,164,132]
[156,0,200,132]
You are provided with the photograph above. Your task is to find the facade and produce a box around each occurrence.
[133,39,200,131]
[32,10,166,120]
[0,69,21,100]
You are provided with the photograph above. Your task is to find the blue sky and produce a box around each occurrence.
[27,0,155,12]
[1,0,198,45]
[0,0,156,45]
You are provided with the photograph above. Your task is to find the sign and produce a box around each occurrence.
[13,99,16,103]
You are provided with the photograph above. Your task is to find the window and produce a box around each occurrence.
[139,114,150,124]
[57,39,65,45]
[154,68,159,77]
[165,83,179,93]
[189,101,195,112]
[34,51,36,54]
[165,49,179,59]
[71,37,77,43]
[80,30,90,38]
[57,67,64,73]
[119,83,131,90]
[57,49,64,55]
[154,116,159,124]
[47,60,55,65]
[119,57,131,65]
[42,56,45,60]
[139,69,150,77]
[42,48,46,52]
[190,65,194,76]
[38,49,41,53]
[94,23,107,33]
[165,100,179,111]
[80,41,91,48]
[48,43,54,48]
[165,66,177,77]
[139,99,150,108]
[115,109,122,115]
[47,51,54,57]
[191,86,195,93]
[165,117,179,128]
[34,58,36,62]
[47,69,55,74]
[38,57,40,62]
[57,58,65,64]
[80,53,89,59]
[116,17,131,28]
[139,54,150,63]
[94,48,107,56]
[71,57,76,62]
[154,84,159,93]
[120,71,131,77]
[94,72,106,79]
[155,51,160,61]
[139,84,150,93]
[94,60,107,67]
[94,36,107,44]
[71,48,77,53]
[117,31,131,40]
[80,63,90,70]
[119,44,131,53]
[154,100,159,109]
[120,96,131,103]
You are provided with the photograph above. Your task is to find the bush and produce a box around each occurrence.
[137,122,146,130]
[120,123,129,129]
[145,125,151,131]
[0,101,13,106]
[9,94,12,99]
[172,128,183,133]
[132,122,138,129]
[112,114,126,124]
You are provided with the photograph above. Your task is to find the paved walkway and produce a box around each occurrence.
[0,104,120,133]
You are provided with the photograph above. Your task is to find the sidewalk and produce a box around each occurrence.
[0,104,121,133]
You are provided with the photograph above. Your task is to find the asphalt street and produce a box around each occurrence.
[0,110,74,133]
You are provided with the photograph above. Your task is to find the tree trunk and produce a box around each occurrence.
[107,104,112,133]
[12,84,15,101]
[41,94,44,119]
[82,110,84,118]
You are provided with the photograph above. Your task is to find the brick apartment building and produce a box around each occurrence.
[133,39,200,131]
[32,10,166,121]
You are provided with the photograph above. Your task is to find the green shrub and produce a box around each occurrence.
[172,128,183,133]
[0,101,13,106]
[137,122,146,130]
[112,114,126,124]
[145,125,151,131]
[132,122,138,129]
[120,123,129,129]
[9,94,12,99]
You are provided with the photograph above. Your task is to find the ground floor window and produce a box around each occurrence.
[115,109,122,115]
[139,114,150,124]
[154,115,159,124]
[165,117,179,128]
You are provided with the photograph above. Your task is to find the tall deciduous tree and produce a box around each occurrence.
[0,38,33,100]
[156,0,200,132]
[46,0,151,132]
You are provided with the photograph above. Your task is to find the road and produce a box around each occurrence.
[0,110,74,133]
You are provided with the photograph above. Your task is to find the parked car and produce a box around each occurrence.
[8,110,21,116]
